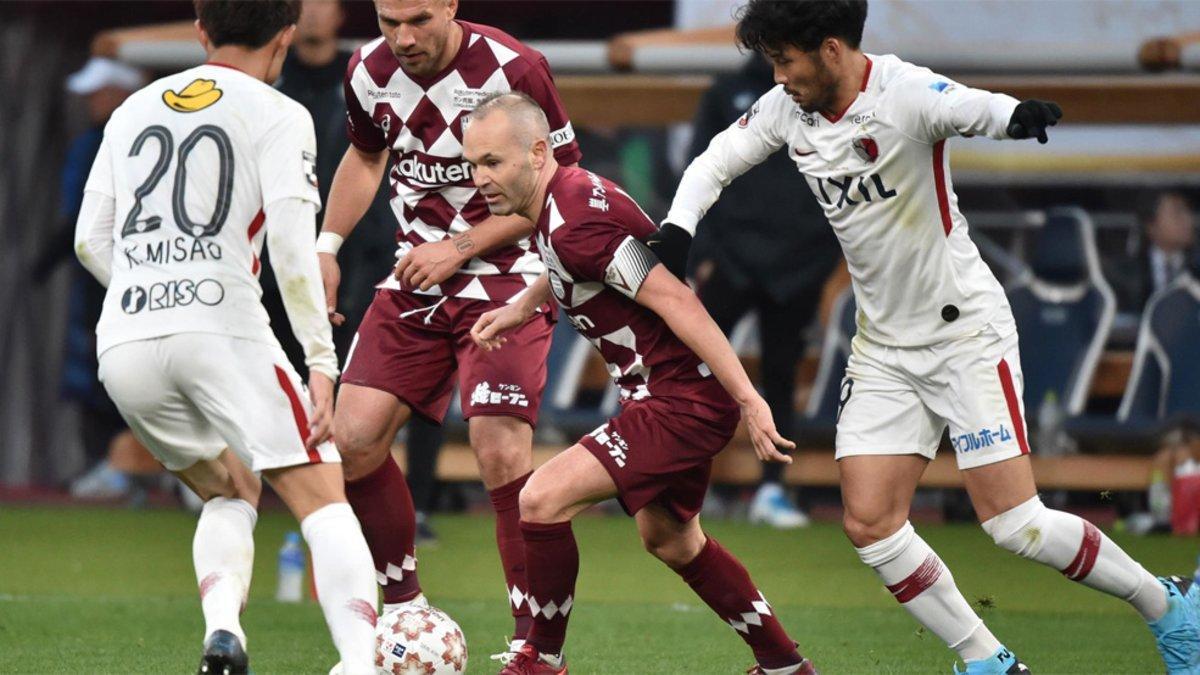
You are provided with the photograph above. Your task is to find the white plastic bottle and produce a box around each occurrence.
[276,531,305,603]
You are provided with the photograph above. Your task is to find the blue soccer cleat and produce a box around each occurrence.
[953,646,1030,674]
[1149,576,1200,675]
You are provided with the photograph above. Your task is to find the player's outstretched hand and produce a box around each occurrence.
[471,304,533,351]
[318,253,345,326]
[742,396,795,464]
[395,239,466,291]
[1007,100,1063,144]
[306,372,336,450]
[646,222,692,280]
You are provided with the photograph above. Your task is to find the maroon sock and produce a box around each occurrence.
[344,457,421,604]
[676,537,802,669]
[489,472,533,640]
[520,520,578,655]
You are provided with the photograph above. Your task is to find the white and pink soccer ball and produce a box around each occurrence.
[373,605,467,675]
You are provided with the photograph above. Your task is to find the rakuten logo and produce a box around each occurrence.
[393,153,473,186]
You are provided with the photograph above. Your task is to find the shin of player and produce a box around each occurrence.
[75,2,377,672]
[463,93,815,675]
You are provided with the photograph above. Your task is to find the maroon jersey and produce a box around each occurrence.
[536,166,731,405]
[344,21,582,303]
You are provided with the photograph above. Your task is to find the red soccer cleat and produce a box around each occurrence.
[746,657,819,675]
[498,644,567,675]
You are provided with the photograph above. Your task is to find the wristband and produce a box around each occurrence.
[316,232,344,256]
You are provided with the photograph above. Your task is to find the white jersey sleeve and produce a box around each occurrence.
[664,85,792,235]
[889,69,1019,144]
[258,105,321,209]
[264,197,338,380]
[75,135,118,286]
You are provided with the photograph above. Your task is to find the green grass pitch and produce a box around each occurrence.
[1,505,1194,673]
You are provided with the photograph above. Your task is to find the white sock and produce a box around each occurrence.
[857,522,1001,661]
[382,592,429,615]
[982,496,1168,621]
[302,503,379,675]
[193,497,257,646]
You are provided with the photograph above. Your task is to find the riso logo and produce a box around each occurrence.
[121,278,225,314]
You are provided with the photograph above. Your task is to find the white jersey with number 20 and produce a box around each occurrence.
[84,63,321,356]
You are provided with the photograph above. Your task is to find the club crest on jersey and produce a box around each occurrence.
[162,79,223,113]
[737,101,760,128]
[851,135,879,163]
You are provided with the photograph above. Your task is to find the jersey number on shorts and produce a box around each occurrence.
[121,125,235,239]
[837,378,855,423]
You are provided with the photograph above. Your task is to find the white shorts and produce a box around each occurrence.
[835,317,1030,470]
[98,333,339,472]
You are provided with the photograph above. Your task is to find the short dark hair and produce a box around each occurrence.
[736,0,868,55]
[194,0,301,49]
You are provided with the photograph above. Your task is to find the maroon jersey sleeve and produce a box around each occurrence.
[552,220,660,300]
[513,56,583,166]
[343,52,387,153]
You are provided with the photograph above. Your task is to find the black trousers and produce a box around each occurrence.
[698,265,821,485]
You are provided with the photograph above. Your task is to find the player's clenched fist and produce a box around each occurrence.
[470,304,534,352]
[741,395,796,465]
[1007,100,1063,144]
[318,253,345,326]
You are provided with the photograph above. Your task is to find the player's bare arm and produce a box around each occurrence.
[634,265,795,464]
[316,144,389,325]
[397,161,581,291]
[395,213,534,291]
[470,273,551,350]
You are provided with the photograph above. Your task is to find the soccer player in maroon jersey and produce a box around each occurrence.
[316,0,581,658]
[464,93,817,675]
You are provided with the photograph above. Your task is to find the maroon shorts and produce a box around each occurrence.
[342,289,552,427]
[579,384,740,522]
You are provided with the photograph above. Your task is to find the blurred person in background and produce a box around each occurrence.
[1111,189,1195,312]
[1126,419,1200,535]
[32,57,145,498]
[270,0,443,542]
[686,54,841,528]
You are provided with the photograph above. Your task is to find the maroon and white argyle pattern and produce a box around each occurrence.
[346,22,581,303]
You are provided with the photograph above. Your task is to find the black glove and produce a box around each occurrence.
[1007,100,1063,144]
[646,222,692,280]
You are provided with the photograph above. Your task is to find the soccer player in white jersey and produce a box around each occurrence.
[655,1,1200,673]
[73,2,377,673]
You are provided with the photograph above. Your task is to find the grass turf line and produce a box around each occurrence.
[0,506,1193,673]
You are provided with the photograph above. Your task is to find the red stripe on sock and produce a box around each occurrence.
[997,359,1031,454]
[199,572,221,600]
[886,553,943,603]
[273,365,320,463]
[1062,521,1102,581]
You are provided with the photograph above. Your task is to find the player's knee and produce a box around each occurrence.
[335,423,392,481]
[842,510,907,548]
[981,495,1045,558]
[473,441,525,483]
[469,418,532,486]
[518,479,564,524]
[639,530,696,568]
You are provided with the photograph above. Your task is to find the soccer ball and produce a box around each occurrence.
[374,605,467,675]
